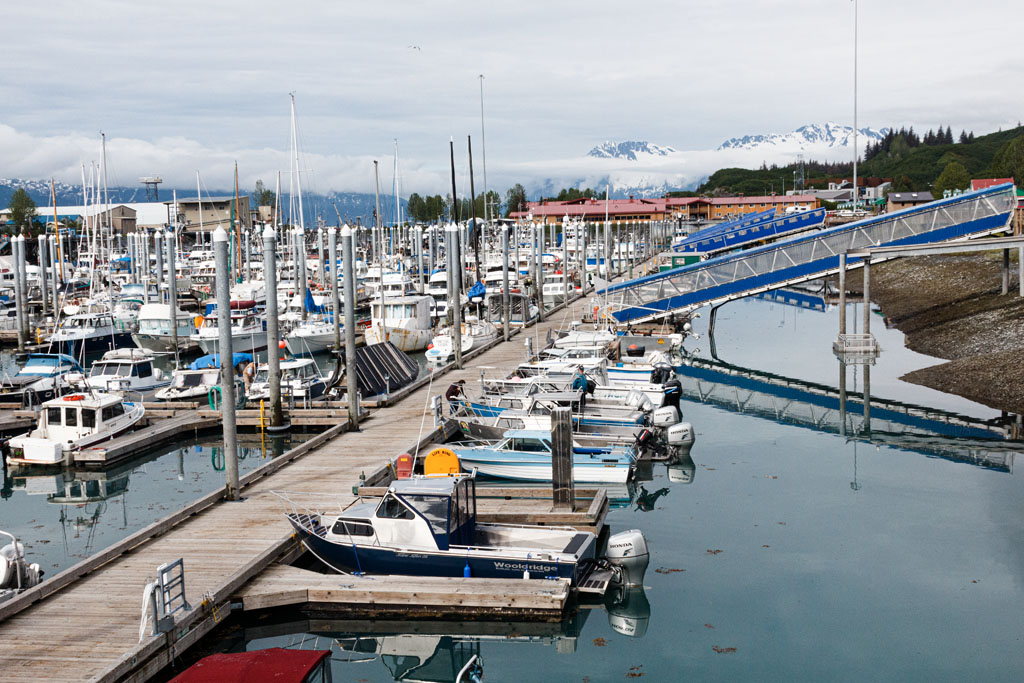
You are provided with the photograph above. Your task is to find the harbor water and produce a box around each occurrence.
[186,293,1024,681]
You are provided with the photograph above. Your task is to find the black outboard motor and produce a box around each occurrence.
[585,378,597,396]
[625,343,645,357]
[649,365,672,385]
[663,378,681,413]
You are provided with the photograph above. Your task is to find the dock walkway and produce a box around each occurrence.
[0,291,618,682]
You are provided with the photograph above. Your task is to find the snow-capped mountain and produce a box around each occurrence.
[588,141,677,160]
[717,122,890,152]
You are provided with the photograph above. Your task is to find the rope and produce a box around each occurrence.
[412,365,436,467]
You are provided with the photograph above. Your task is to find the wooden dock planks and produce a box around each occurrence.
[235,565,569,619]
[0,287,613,682]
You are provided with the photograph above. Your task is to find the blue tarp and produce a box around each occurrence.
[188,353,253,370]
[467,281,486,300]
[304,288,328,314]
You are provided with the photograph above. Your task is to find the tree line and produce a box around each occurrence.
[406,184,529,223]
[864,125,975,162]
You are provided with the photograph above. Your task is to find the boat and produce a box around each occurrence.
[0,531,43,606]
[282,473,649,587]
[191,305,268,354]
[0,353,84,406]
[4,391,145,466]
[425,268,449,318]
[247,358,327,402]
[284,318,338,355]
[155,353,252,402]
[131,303,199,354]
[170,648,332,683]
[450,429,636,483]
[485,291,537,328]
[425,317,499,365]
[84,348,171,397]
[46,311,135,355]
[363,294,434,352]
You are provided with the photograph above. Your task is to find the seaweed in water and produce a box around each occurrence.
[712,646,737,654]
[704,623,714,629]
[706,549,723,555]
[592,637,607,647]
[627,665,645,677]
[655,567,685,574]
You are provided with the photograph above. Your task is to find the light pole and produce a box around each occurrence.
[853,0,859,212]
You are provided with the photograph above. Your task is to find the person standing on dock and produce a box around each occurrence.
[571,365,589,416]
[445,379,466,415]
[242,360,256,393]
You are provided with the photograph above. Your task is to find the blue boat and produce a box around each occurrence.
[283,475,600,583]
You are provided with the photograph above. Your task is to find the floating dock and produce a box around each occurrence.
[235,565,570,621]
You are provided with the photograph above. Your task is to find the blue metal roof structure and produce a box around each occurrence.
[599,183,1017,324]
[674,208,826,255]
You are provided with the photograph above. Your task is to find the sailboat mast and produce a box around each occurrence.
[196,171,204,245]
[290,94,305,231]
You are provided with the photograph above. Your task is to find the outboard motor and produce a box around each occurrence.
[625,343,645,358]
[666,421,694,449]
[605,529,649,588]
[649,365,672,385]
[662,378,681,413]
[650,406,680,427]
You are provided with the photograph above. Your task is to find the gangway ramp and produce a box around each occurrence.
[601,184,1017,324]
[674,208,827,256]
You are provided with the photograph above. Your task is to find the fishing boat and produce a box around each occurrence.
[363,295,434,352]
[191,304,267,354]
[485,291,537,328]
[4,392,145,466]
[84,348,170,397]
[155,353,251,401]
[451,429,636,484]
[0,353,84,406]
[425,269,449,318]
[247,358,327,402]
[282,474,649,588]
[425,317,499,365]
[131,303,199,354]
[46,311,134,355]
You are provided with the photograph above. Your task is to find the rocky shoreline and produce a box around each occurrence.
[864,252,1024,415]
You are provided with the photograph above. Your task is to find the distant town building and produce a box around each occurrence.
[510,194,820,224]
[168,196,251,233]
[887,191,934,213]
[970,178,1015,192]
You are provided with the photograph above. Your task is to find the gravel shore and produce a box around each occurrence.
[865,252,1024,414]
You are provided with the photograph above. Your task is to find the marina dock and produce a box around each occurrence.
[0,289,620,682]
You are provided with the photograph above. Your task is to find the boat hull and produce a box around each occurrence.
[291,521,584,582]
[364,324,432,352]
[196,331,268,355]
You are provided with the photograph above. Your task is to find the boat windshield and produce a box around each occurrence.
[401,494,449,537]
[90,363,132,377]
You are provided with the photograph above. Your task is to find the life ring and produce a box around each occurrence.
[63,394,85,401]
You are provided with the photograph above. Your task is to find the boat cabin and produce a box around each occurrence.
[333,477,476,552]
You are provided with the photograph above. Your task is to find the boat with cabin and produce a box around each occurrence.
[247,358,327,402]
[155,353,251,402]
[0,353,84,406]
[363,294,434,352]
[131,303,199,354]
[4,391,145,466]
[84,348,170,397]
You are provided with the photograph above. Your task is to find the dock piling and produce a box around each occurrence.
[214,227,240,499]
[37,234,48,317]
[342,224,359,430]
[167,229,179,366]
[862,256,871,339]
[263,225,284,429]
[838,253,847,335]
[1002,248,1010,295]
[328,226,340,351]
[550,406,575,511]
[154,230,164,305]
[12,236,25,351]
[501,223,510,341]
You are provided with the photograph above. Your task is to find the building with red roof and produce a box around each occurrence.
[510,194,819,223]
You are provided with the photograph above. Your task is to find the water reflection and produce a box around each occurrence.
[677,355,1022,472]
[219,584,651,683]
[1,433,308,574]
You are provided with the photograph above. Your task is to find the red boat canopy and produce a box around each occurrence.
[171,648,330,683]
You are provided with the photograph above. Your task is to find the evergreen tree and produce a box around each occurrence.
[7,188,36,231]
[251,179,275,209]
[504,184,528,217]
[959,130,969,144]
[990,137,1024,185]
[407,193,426,222]
[933,161,971,197]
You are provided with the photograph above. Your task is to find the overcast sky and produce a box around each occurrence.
[2,0,1020,194]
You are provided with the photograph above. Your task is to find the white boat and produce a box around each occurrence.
[46,312,135,354]
[284,318,338,355]
[5,392,145,466]
[84,348,170,397]
[425,317,499,365]
[485,292,537,328]
[246,358,328,402]
[131,303,199,354]
[0,353,84,406]
[425,269,449,318]
[363,295,434,352]
[191,307,268,354]
[154,352,251,402]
